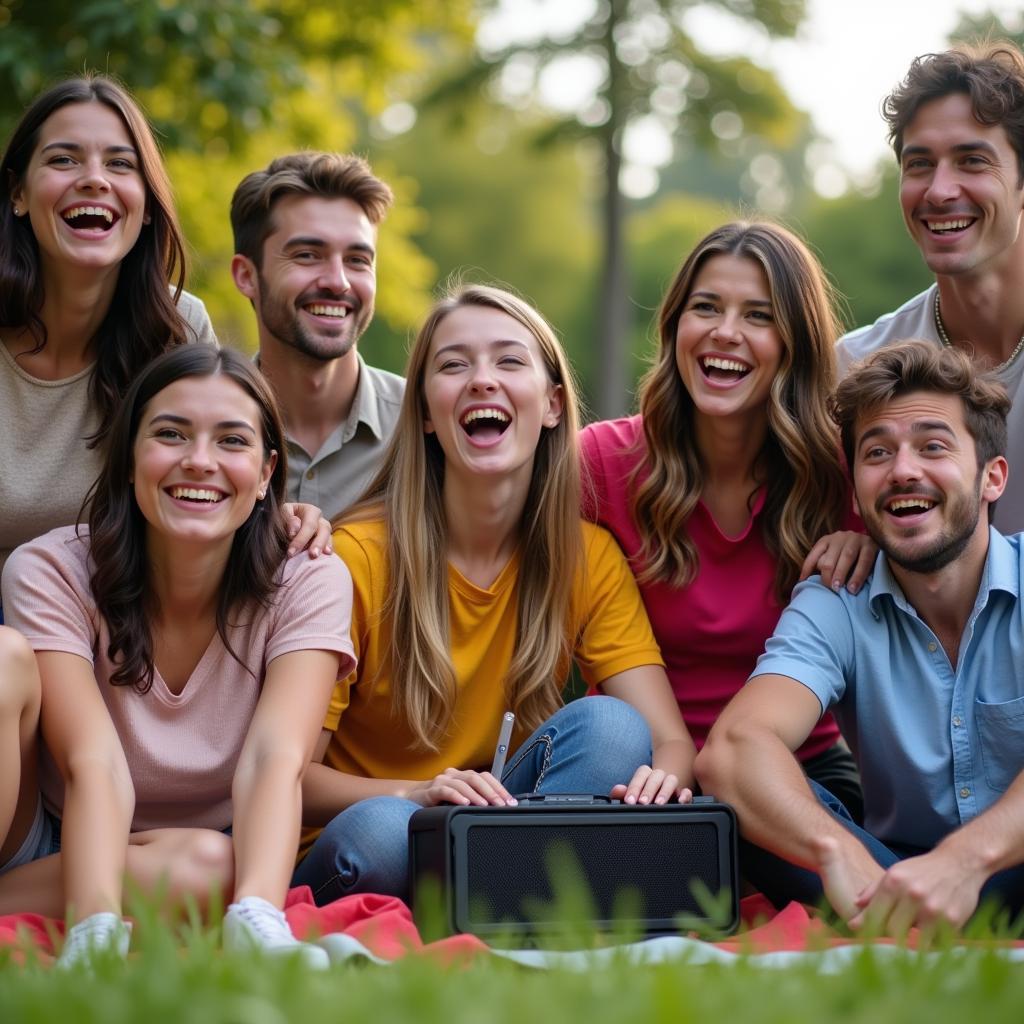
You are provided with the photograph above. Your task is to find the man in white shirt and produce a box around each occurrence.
[838,43,1024,532]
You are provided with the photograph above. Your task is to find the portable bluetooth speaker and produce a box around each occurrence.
[408,794,739,937]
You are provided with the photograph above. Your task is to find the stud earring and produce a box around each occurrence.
[12,206,21,216]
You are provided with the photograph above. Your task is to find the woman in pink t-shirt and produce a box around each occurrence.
[0,346,353,967]
[581,221,872,820]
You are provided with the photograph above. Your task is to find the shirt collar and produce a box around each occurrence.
[868,524,1018,618]
[253,350,388,442]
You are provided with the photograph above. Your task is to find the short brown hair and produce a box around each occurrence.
[230,152,393,266]
[831,341,1010,473]
[883,43,1024,183]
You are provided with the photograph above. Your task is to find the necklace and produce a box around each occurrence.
[933,291,1024,374]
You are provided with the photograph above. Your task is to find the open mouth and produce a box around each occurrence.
[459,407,511,441]
[699,355,751,383]
[886,496,937,518]
[61,205,118,232]
[304,302,349,319]
[166,486,226,505]
[924,216,976,236]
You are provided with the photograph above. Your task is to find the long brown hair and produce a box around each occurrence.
[0,75,192,445]
[633,221,848,601]
[341,284,582,750]
[85,346,289,693]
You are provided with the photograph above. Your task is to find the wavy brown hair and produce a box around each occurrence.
[633,221,848,602]
[0,75,192,445]
[883,43,1024,185]
[340,284,582,751]
[84,346,289,693]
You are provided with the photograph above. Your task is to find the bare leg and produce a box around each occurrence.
[0,627,41,864]
[0,827,235,918]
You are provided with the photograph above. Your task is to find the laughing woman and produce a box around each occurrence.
[0,76,326,594]
[294,284,696,905]
[581,222,868,821]
[0,346,353,967]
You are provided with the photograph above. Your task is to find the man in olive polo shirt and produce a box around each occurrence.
[231,152,404,519]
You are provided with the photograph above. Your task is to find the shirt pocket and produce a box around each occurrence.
[975,694,1024,792]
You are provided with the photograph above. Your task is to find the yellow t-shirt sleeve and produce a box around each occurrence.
[573,524,665,686]
[323,525,373,732]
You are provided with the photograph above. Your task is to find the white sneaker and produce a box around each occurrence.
[57,912,131,969]
[223,896,329,969]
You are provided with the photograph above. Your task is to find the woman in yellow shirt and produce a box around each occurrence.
[295,284,696,904]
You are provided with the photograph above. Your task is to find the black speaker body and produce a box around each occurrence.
[408,794,738,937]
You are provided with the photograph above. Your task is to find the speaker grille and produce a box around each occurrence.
[462,820,720,926]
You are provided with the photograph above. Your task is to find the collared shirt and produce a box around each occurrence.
[837,286,1024,534]
[271,354,404,521]
[751,528,1024,851]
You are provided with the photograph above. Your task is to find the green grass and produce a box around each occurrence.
[2,915,1024,1023]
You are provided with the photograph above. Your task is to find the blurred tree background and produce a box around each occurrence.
[6,0,1003,419]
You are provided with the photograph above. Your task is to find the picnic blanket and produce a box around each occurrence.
[3,889,1023,968]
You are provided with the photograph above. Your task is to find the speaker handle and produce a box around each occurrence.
[513,793,613,805]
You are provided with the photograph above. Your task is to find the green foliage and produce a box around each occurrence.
[0,0,477,352]
[800,168,933,333]
[950,9,1024,47]
[5,914,1024,1023]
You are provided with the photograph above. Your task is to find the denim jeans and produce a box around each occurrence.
[741,779,1024,920]
[292,695,653,906]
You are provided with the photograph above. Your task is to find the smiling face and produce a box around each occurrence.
[852,390,1005,575]
[421,304,563,486]
[232,194,377,362]
[899,92,1024,279]
[132,374,277,555]
[674,253,784,425]
[10,100,147,278]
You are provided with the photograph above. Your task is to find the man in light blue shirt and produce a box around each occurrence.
[697,340,1024,933]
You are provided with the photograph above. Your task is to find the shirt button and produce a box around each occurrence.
[927,642,937,652]
[306,469,315,480]
[960,787,970,798]
[952,716,962,727]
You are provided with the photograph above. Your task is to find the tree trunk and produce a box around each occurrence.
[595,1,630,421]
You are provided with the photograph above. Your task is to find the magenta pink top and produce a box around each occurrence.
[580,415,841,759]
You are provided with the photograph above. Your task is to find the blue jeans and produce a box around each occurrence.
[293,696,653,906]
[742,780,1024,920]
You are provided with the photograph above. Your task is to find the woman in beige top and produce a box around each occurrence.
[0,347,354,967]
[0,76,328,584]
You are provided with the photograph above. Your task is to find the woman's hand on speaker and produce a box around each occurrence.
[610,766,693,806]
[408,767,519,807]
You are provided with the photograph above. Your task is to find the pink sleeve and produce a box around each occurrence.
[2,530,97,661]
[265,553,356,679]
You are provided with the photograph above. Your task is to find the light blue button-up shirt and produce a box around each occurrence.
[752,528,1024,851]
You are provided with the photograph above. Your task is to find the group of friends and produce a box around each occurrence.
[1,39,1023,967]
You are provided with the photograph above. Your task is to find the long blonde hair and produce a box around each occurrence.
[633,221,848,602]
[341,284,583,751]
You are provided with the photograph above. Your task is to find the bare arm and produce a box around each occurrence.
[695,673,882,918]
[36,651,135,920]
[230,649,340,907]
[302,742,516,825]
[599,664,698,805]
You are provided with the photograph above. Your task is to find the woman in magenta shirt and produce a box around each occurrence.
[582,221,868,820]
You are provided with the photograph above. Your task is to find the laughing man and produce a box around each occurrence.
[697,341,1024,933]
[230,153,404,520]
[838,44,1024,533]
